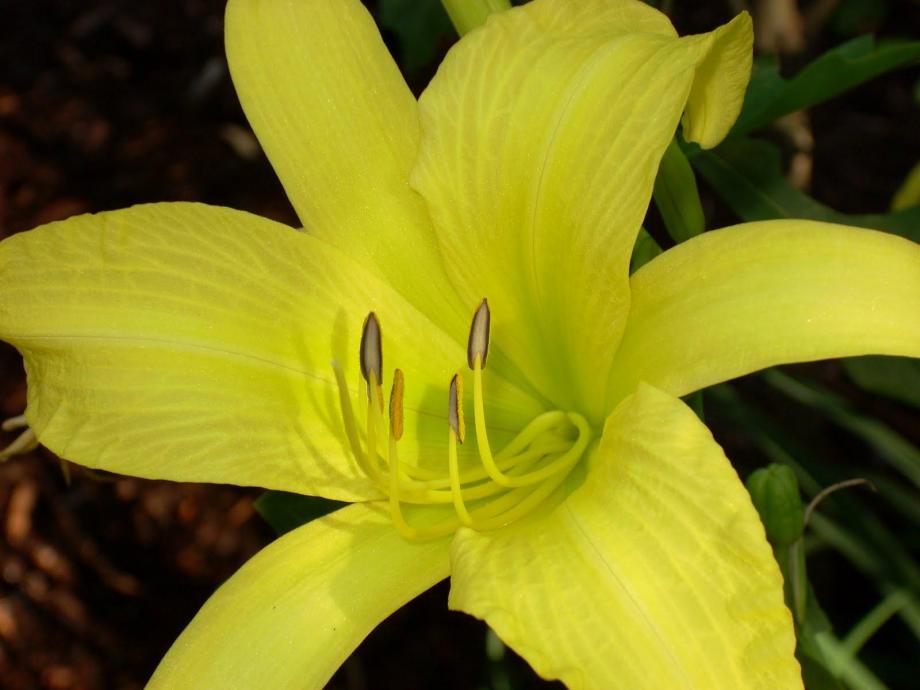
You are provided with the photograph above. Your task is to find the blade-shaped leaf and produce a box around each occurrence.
[842,356,920,409]
[763,369,920,492]
[379,0,454,73]
[733,36,920,136]
[797,585,845,690]
[254,491,346,536]
[690,137,920,241]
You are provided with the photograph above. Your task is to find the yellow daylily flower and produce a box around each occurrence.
[1,0,919,687]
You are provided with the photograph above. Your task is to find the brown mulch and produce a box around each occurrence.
[0,2,290,688]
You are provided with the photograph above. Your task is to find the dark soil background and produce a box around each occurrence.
[0,1,917,689]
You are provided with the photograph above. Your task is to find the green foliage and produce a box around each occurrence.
[842,356,920,409]
[629,228,662,273]
[747,464,805,548]
[710,382,920,689]
[652,138,706,243]
[254,491,346,536]
[378,0,454,73]
[796,584,845,690]
[830,0,889,38]
[689,137,920,241]
[732,35,920,137]
[763,369,920,493]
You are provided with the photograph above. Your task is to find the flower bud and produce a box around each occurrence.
[746,464,805,548]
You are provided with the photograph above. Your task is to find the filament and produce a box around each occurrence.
[344,306,595,542]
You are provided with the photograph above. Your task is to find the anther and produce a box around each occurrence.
[360,312,385,410]
[389,369,405,441]
[448,374,465,444]
[360,312,383,399]
[467,298,491,369]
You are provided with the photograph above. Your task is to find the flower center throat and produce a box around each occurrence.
[334,299,593,541]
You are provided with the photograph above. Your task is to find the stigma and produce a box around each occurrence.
[336,299,593,541]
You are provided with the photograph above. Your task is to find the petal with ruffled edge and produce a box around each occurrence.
[449,384,800,690]
[225,0,466,336]
[149,502,450,689]
[412,0,752,419]
[0,203,540,498]
[607,221,920,406]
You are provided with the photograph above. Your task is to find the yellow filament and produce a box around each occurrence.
[364,371,386,483]
[389,369,405,441]
[452,412,592,531]
[448,428,474,526]
[394,411,566,486]
[340,327,596,541]
[473,357,582,488]
[386,414,591,540]
[388,430,459,541]
[400,440,570,501]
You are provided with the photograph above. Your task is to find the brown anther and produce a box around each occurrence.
[360,312,383,400]
[448,374,465,444]
[389,369,405,441]
[467,298,491,369]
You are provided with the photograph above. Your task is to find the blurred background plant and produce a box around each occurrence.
[0,0,917,688]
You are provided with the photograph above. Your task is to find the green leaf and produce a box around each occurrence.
[830,0,889,38]
[797,585,845,690]
[763,369,920,492]
[629,227,662,274]
[681,389,705,421]
[892,161,920,211]
[652,137,706,244]
[378,0,454,73]
[254,491,347,536]
[708,382,920,592]
[842,356,920,409]
[690,137,920,241]
[440,0,511,36]
[733,36,920,136]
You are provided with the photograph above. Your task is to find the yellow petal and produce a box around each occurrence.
[680,12,753,149]
[0,203,540,498]
[149,502,450,690]
[225,0,465,336]
[412,0,753,419]
[450,384,800,690]
[608,220,920,405]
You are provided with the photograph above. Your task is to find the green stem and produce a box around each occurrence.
[842,591,910,658]
[652,137,706,244]
[815,633,890,690]
[441,0,511,36]
[787,539,808,623]
[896,595,920,643]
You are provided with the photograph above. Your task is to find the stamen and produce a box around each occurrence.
[447,374,473,526]
[365,370,384,478]
[467,298,491,369]
[448,374,465,444]
[387,371,418,537]
[388,430,458,540]
[389,369,405,441]
[473,356,579,488]
[360,312,383,407]
[343,305,596,541]
[387,375,461,540]
[463,414,593,530]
